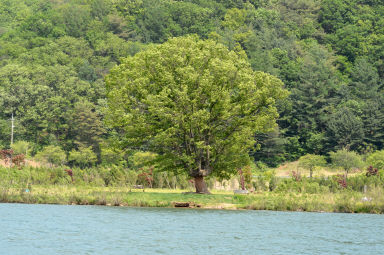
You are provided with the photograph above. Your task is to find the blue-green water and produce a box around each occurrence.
[1,203,383,255]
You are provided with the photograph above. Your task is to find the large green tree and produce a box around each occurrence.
[106,36,287,193]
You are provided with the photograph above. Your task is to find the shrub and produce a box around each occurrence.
[255,161,269,172]
[108,165,127,186]
[127,170,138,189]
[68,146,97,168]
[269,176,278,191]
[35,145,66,167]
[11,141,30,156]
[138,167,154,188]
[334,174,347,189]
[100,146,124,166]
[366,166,379,177]
[367,150,384,170]
[252,176,268,191]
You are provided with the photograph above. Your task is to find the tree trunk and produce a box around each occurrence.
[194,176,210,194]
[310,169,313,178]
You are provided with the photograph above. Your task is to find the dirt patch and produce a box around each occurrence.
[204,203,238,210]
[0,159,42,168]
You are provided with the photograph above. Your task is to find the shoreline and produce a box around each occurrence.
[0,200,379,214]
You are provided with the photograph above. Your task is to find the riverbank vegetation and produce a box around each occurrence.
[1,162,384,213]
[2,184,384,213]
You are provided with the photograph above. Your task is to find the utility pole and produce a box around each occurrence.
[11,113,14,145]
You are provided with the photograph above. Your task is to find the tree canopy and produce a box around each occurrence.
[106,36,287,192]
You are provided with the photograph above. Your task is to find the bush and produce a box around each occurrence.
[255,161,269,172]
[252,176,268,191]
[108,165,127,186]
[68,146,97,168]
[11,141,30,156]
[367,150,384,170]
[275,179,303,193]
[35,145,66,166]
[100,146,124,166]
[127,170,138,189]
[269,176,278,191]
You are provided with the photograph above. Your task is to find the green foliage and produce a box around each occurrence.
[327,106,364,151]
[276,178,330,194]
[70,100,105,154]
[298,154,326,178]
[367,150,384,170]
[68,146,97,168]
[251,169,277,192]
[131,151,157,169]
[106,35,287,179]
[133,0,217,43]
[242,165,253,189]
[126,170,138,188]
[252,127,286,167]
[100,146,123,166]
[330,149,363,176]
[10,140,29,156]
[35,145,66,166]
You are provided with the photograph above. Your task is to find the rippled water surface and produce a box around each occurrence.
[1,203,383,255]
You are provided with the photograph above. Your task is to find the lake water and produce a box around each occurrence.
[0,203,383,255]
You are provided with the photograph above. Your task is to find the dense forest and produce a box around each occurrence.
[0,0,383,167]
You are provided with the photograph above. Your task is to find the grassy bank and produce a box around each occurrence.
[1,165,384,213]
[1,185,384,213]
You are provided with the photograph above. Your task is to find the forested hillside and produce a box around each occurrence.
[1,0,383,167]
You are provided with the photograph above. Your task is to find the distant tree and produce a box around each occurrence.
[70,100,105,153]
[305,132,326,155]
[91,0,111,20]
[68,146,97,168]
[252,127,286,167]
[298,154,326,178]
[330,149,362,178]
[319,0,356,33]
[327,106,364,151]
[279,42,340,156]
[61,3,91,38]
[349,58,384,150]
